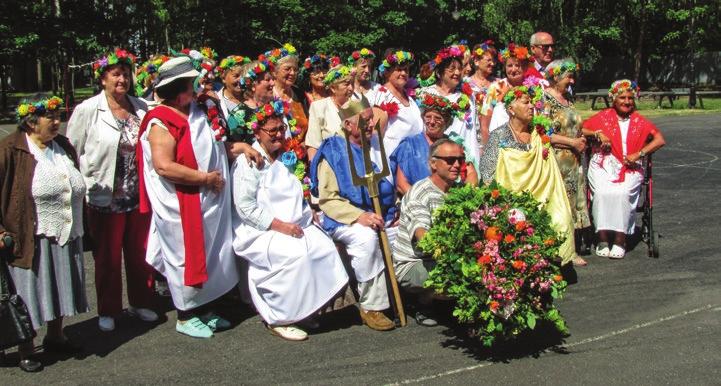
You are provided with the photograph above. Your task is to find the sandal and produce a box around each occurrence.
[595,242,610,257]
[609,245,625,259]
[572,256,588,266]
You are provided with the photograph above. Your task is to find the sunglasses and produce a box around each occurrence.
[534,44,555,50]
[260,123,288,136]
[433,155,465,166]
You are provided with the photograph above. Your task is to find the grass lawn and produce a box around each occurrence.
[574,96,721,119]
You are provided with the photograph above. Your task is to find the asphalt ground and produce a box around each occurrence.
[1,114,720,385]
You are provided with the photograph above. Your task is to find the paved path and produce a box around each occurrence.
[2,115,720,384]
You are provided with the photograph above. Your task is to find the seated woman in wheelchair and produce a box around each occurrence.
[582,79,665,259]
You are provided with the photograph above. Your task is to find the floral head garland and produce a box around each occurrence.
[473,40,496,59]
[377,50,414,76]
[16,96,64,121]
[262,43,298,64]
[545,60,580,81]
[502,85,543,106]
[135,55,170,95]
[417,92,465,121]
[217,55,251,76]
[93,48,137,79]
[609,79,640,99]
[246,98,298,138]
[347,48,376,65]
[301,54,340,77]
[323,65,355,86]
[498,43,533,63]
[240,61,274,87]
[431,45,467,69]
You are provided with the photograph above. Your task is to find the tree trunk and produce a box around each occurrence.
[1,65,8,113]
[633,9,646,83]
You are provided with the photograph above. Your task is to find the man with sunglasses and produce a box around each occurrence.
[392,139,465,326]
[527,31,556,79]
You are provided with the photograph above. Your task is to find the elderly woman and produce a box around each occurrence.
[543,59,592,261]
[216,55,251,119]
[137,57,240,338]
[305,64,357,160]
[390,93,479,195]
[302,54,333,106]
[480,86,579,266]
[582,80,665,259]
[481,43,533,143]
[66,49,157,333]
[348,48,380,98]
[1,97,87,372]
[369,49,423,159]
[418,45,479,171]
[219,60,276,144]
[231,99,348,341]
[266,44,309,138]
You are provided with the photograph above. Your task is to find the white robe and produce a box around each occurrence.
[232,145,348,325]
[140,103,239,311]
[369,87,424,160]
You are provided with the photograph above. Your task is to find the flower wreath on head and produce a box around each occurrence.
[473,40,496,59]
[216,55,251,77]
[301,54,340,77]
[16,96,64,121]
[417,92,469,121]
[498,43,533,63]
[240,61,274,87]
[93,48,137,79]
[377,50,414,76]
[608,79,640,99]
[135,55,170,95]
[502,84,542,106]
[245,99,299,137]
[545,60,580,81]
[431,44,467,70]
[347,48,376,65]
[263,43,298,65]
[323,65,355,86]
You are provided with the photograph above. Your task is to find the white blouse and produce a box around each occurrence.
[27,134,86,245]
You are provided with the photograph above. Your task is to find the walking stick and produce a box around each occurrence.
[343,118,407,327]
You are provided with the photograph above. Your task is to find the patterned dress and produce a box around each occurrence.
[543,93,591,229]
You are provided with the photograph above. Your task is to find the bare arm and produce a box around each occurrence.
[395,167,412,195]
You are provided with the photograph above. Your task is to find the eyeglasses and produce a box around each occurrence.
[433,155,465,166]
[534,44,555,50]
[260,123,287,136]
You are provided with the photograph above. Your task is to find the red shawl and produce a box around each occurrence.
[137,106,208,287]
[582,108,659,183]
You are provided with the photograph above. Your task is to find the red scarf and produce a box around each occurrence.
[582,108,658,183]
[137,106,208,287]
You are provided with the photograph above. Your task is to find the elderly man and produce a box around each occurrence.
[528,31,555,78]
[392,139,463,326]
[309,97,397,331]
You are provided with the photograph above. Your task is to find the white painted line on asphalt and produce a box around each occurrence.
[390,304,717,385]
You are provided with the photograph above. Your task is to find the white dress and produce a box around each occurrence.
[232,143,348,325]
[369,86,423,159]
[140,103,239,310]
[419,85,480,170]
[587,119,643,234]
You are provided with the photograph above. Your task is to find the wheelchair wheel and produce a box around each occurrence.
[651,231,660,258]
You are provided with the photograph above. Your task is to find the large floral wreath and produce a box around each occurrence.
[418,183,569,346]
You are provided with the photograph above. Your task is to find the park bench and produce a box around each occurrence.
[574,89,610,110]
[576,88,721,110]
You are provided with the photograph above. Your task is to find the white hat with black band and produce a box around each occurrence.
[155,56,200,89]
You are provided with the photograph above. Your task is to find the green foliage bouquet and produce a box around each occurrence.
[418,183,569,346]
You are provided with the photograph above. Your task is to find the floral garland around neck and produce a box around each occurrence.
[197,94,227,142]
[280,137,311,199]
[531,114,554,159]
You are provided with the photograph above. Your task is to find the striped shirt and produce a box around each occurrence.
[392,177,446,280]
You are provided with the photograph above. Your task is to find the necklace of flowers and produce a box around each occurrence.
[280,138,311,198]
[531,115,554,159]
[197,94,227,142]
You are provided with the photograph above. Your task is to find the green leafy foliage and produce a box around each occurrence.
[418,183,569,346]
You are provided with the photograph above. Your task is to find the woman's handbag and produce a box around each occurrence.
[0,253,36,351]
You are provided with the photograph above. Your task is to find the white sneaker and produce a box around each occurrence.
[98,316,115,332]
[128,307,159,322]
[609,245,626,259]
[268,325,308,341]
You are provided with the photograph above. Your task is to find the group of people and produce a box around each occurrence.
[0,30,665,372]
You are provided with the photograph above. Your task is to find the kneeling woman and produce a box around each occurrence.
[582,80,665,259]
[480,86,580,266]
[231,100,348,341]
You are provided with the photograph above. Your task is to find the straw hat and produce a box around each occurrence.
[155,56,200,89]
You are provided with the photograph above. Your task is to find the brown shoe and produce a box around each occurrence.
[359,308,395,331]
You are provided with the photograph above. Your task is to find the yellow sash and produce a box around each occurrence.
[495,130,576,264]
